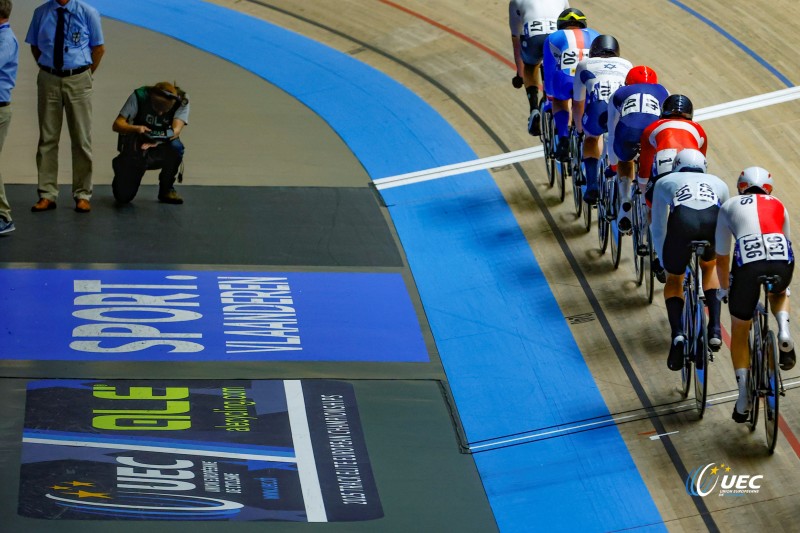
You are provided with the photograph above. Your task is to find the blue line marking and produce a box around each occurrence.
[669,0,793,88]
[86,0,665,529]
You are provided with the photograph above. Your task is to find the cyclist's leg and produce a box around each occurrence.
[616,159,635,233]
[731,315,753,422]
[581,104,605,203]
[768,261,795,369]
[662,210,692,370]
[728,262,764,420]
[700,256,722,350]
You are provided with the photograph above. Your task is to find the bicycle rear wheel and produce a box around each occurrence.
[582,196,592,232]
[597,179,610,253]
[571,150,583,216]
[747,328,760,432]
[694,301,709,417]
[680,272,694,398]
[557,156,568,203]
[764,330,780,453]
[542,105,556,188]
[645,229,655,303]
[632,196,645,285]
[609,180,623,268]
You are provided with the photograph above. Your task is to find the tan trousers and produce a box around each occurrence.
[36,68,93,201]
[0,105,10,220]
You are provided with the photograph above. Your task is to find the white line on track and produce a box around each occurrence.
[374,86,800,191]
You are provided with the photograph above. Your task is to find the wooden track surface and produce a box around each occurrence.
[210,0,800,529]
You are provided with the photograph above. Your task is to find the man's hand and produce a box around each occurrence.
[718,288,729,303]
[135,125,152,135]
[512,75,523,89]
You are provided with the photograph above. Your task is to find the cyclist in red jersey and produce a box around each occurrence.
[640,95,707,207]
[715,167,795,422]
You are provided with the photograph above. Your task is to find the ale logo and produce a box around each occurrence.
[686,462,764,497]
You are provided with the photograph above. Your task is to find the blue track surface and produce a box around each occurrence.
[91,0,665,530]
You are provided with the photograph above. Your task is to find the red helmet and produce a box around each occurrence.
[625,66,658,85]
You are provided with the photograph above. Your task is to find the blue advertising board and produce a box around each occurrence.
[20,379,382,522]
[0,270,428,362]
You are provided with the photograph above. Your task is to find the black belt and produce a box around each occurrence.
[39,64,91,77]
[0,102,9,107]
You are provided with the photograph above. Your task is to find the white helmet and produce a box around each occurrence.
[737,166,773,195]
[672,149,707,173]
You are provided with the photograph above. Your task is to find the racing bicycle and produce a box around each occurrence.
[746,274,785,454]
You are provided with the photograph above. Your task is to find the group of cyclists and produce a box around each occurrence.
[509,2,794,424]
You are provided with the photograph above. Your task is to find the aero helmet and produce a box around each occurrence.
[557,8,587,30]
[625,65,658,85]
[661,94,694,120]
[672,149,707,173]
[737,167,774,195]
[589,35,620,58]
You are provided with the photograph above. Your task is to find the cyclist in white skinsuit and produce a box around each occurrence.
[650,149,730,372]
[572,34,631,204]
[715,167,795,423]
[509,0,569,135]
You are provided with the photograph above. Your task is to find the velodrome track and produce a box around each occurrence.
[1,0,799,531]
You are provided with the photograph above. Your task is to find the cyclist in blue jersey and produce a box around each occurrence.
[542,7,598,160]
[572,34,631,204]
[508,0,569,136]
[606,66,668,233]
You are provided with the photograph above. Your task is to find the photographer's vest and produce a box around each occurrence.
[117,87,178,151]
[133,86,178,136]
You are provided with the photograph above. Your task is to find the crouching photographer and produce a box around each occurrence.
[111,81,189,204]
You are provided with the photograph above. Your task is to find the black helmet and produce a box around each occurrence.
[557,8,587,30]
[589,35,620,58]
[661,94,694,120]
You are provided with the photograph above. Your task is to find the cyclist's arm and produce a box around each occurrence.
[571,65,587,133]
[511,35,524,75]
[783,206,791,240]
[716,254,731,290]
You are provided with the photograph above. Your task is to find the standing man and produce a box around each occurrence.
[26,0,104,213]
[508,0,569,136]
[0,0,17,234]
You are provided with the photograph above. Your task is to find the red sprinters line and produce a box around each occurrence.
[377,0,516,70]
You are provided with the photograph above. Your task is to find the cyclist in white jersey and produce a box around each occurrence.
[650,149,730,371]
[509,0,569,136]
[572,34,631,204]
[715,167,795,422]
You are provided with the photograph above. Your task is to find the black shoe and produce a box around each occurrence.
[667,335,685,371]
[158,189,184,204]
[555,136,570,161]
[528,109,541,137]
[731,405,749,423]
[780,348,796,371]
[583,188,598,204]
[652,258,666,283]
[708,327,722,353]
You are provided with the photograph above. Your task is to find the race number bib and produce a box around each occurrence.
[653,148,678,177]
[735,233,793,266]
[590,81,617,103]
[620,93,661,118]
[559,48,588,76]
[672,181,719,207]
[523,18,557,37]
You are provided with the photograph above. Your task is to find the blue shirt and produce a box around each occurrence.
[0,24,18,102]
[25,0,104,70]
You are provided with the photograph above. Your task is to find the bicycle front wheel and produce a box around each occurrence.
[764,330,781,453]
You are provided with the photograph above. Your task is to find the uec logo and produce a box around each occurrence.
[686,463,763,497]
